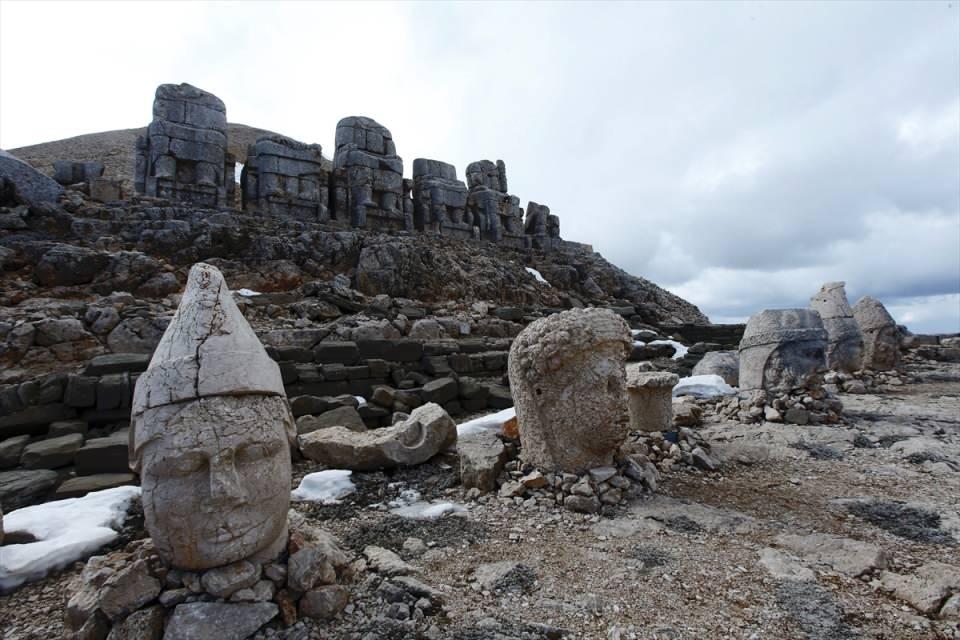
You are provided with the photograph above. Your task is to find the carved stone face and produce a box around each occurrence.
[136,395,292,570]
[764,339,827,391]
[508,308,632,473]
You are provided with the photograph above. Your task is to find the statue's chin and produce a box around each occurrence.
[164,522,289,571]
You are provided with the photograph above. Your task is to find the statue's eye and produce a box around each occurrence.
[160,453,207,475]
[236,441,280,464]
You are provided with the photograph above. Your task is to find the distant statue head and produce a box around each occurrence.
[130,263,295,570]
[738,308,828,392]
[852,296,900,371]
[810,281,864,372]
[507,308,632,473]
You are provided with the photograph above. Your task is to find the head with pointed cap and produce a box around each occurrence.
[130,263,295,570]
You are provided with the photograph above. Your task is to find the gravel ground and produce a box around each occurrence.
[1,359,958,639]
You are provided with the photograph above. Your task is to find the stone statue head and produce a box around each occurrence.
[130,263,295,570]
[852,296,900,371]
[739,308,828,392]
[810,281,863,372]
[507,308,632,473]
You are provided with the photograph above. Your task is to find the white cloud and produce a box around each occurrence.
[1,1,957,332]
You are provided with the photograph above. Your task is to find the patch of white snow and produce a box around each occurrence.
[0,486,140,591]
[291,470,356,504]
[390,500,468,520]
[235,288,261,297]
[525,267,551,286]
[649,339,688,360]
[673,374,737,398]
[456,407,516,437]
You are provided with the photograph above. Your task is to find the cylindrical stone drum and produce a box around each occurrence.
[626,370,679,432]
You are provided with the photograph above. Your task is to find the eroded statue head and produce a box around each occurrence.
[130,263,295,570]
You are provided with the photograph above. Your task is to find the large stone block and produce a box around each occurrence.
[299,403,456,470]
[0,403,78,439]
[0,150,64,206]
[74,429,130,475]
[20,433,84,469]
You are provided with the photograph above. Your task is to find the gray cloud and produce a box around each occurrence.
[1,1,957,332]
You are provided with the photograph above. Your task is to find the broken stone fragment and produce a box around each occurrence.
[458,431,507,493]
[298,402,456,470]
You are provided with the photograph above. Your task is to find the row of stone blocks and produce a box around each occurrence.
[134,83,563,249]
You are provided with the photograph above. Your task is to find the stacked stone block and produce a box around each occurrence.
[135,83,233,208]
[242,135,329,221]
[524,201,561,250]
[412,158,471,239]
[465,160,526,247]
[332,116,408,230]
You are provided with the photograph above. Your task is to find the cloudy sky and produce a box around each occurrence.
[2,1,958,333]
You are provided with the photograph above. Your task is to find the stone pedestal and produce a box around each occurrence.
[626,371,679,432]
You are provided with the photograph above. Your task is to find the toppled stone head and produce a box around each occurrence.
[853,296,900,371]
[130,263,295,570]
[810,282,864,372]
[508,308,632,473]
[739,308,828,392]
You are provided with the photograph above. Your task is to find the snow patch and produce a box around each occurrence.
[457,407,516,437]
[673,374,737,398]
[354,396,367,406]
[649,339,688,360]
[0,486,140,592]
[525,267,551,286]
[390,500,468,520]
[387,488,422,508]
[235,288,261,297]
[291,470,356,504]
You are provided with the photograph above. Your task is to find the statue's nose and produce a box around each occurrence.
[208,451,246,506]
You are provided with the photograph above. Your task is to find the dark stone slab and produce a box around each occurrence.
[64,374,98,408]
[20,433,84,469]
[74,429,130,475]
[0,149,64,206]
[0,403,78,439]
[422,378,458,405]
[84,353,152,377]
[0,468,59,510]
[313,341,359,365]
[55,473,137,498]
[163,602,278,640]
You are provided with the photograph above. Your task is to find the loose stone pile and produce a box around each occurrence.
[493,458,658,515]
[64,523,357,639]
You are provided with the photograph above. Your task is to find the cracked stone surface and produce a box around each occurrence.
[130,263,295,570]
[507,308,632,473]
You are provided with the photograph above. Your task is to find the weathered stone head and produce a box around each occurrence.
[739,308,828,392]
[810,282,864,372]
[508,308,632,473]
[130,263,295,571]
[853,296,900,371]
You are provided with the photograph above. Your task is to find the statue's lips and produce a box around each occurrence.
[199,513,269,544]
